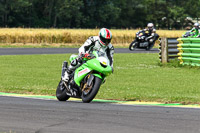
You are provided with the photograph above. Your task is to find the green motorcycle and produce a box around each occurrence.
[56,51,113,103]
[182,31,198,38]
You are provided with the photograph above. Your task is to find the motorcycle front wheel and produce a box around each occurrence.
[56,80,70,101]
[129,40,137,51]
[81,76,102,103]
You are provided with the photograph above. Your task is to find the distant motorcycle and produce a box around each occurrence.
[129,32,154,51]
[182,31,196,38]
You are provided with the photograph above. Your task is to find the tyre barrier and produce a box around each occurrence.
[177,38,200,66]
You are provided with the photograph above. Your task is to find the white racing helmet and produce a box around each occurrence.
[147,23,154,30]
[194,22,199,29]
[99,28,112,47]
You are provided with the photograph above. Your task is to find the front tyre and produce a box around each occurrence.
[129,40,137,51]
[56,80,70,101]
[81,76,102,103]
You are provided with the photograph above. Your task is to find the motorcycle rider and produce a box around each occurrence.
[136,23,159,50]
[182,22,200,38]
[62,28,114,82]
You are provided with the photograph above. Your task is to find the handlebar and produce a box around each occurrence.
[81,53,95,60]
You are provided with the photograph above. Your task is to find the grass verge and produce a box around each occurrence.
[0,53,200,104]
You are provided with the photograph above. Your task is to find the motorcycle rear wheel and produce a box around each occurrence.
[129,40,137,51]
[81,76,102,103]
[56,80,70,101]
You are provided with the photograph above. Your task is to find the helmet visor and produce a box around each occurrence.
[148,26,153,30]
[100,36,111,45]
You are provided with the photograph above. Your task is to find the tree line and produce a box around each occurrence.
[0,0,199,29]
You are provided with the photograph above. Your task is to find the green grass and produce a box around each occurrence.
[0,53,200,104]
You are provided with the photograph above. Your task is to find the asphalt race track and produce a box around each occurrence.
[0,48,159,55]
[0,96,200,133]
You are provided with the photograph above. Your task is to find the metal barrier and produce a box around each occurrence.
[159,38,179,63]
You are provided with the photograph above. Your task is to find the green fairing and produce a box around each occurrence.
[86,59,112,76]
[73,51,112,86]
[74,64,91,86]
[193,29,199,37]
[92,73,103,79]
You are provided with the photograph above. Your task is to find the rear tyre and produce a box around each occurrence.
[81,76,102,103]
[129,40,137,51]
[56,80,70,101]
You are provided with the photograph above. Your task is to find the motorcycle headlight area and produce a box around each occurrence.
[98,57,108,67]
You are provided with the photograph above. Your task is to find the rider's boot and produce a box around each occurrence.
[62,58,80,82]
[146,42,154,50]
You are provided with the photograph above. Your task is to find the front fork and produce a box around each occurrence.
[82,73,105,89]
[61,61,68,78]
[61,61,71,93]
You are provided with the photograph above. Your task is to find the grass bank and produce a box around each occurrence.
[0,53,200,104]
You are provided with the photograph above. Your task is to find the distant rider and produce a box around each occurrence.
[136,23,159,50]
[62,28,114,82]
[182,22,200,38]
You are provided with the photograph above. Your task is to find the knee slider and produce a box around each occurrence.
[149,39,154,43]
